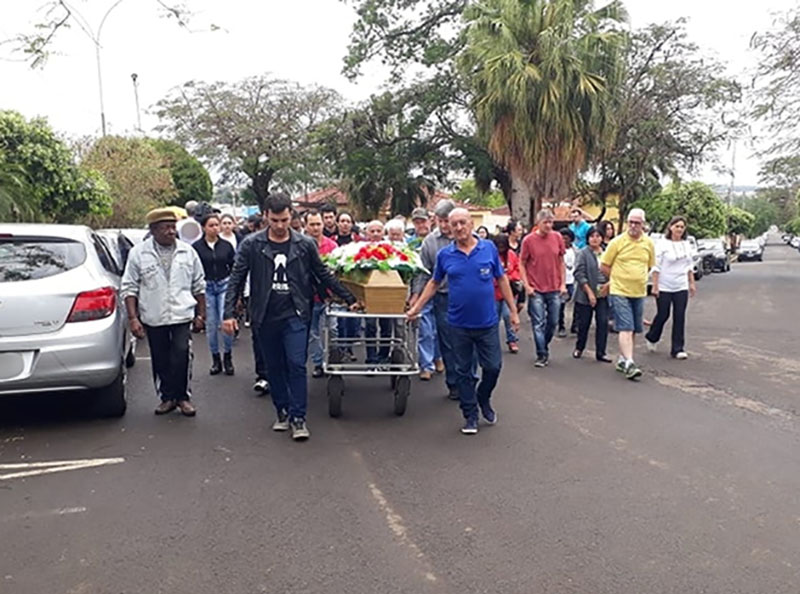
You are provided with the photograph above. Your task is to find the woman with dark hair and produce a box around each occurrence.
[477,225,491,240]
[219,213,242,250]
[573,226,611,361]
[492,234,521,353]
[597,220,616,248]
[193,213,237,375]
[505,219,523,254]
[645,215,696,359]
[335,212,361,246]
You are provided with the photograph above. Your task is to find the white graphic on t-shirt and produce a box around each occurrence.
[273,253,290,292]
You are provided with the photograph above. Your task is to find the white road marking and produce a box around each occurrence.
[0,457,125,481]
[2,507,87,522]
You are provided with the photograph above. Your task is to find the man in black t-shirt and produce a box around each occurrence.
[223,193,358,441]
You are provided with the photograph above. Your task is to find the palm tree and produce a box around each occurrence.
[460,0,627,223]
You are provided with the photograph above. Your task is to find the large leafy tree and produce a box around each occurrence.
[0,110,111,222]
[632,181,727,239]
[154,76,341,209]
[459,0,627,223]
[82,136,177,228]
[318,89,453,218]
[751,7,800,156]
[594,21,740,226]
[147,139,212,207]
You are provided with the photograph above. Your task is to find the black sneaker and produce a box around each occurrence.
[461,417,479,435]
[253,378,270,394]
[480,404,498,425]
[290,418,310,441]
[272,410,290,432]
[557,328,567,338]
[534,357,548,368]
[312,366,325,378]
[447,386,460,400]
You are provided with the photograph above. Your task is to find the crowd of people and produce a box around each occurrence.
[119,194,697,441]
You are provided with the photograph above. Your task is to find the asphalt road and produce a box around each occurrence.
[2,238,799,594]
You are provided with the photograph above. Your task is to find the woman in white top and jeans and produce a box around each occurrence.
[645,216,697,359]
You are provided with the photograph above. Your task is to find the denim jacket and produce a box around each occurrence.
[121,238,206,327]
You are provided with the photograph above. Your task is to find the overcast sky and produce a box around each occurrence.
[1,0,796,187]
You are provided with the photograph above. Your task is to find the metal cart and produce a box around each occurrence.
[322,307,419,417]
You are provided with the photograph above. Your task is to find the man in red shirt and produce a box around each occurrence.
[305,210,339,377]
[519,209,567,367]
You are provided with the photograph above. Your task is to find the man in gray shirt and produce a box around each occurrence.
[122,208,206,417]
[410,199,461,398]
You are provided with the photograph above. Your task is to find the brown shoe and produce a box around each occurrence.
[154,400,177,415]
[434,358,445,374]
[419,370,432,381]
[176,400,197,417]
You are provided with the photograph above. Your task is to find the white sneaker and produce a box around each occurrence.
[674,351,688,360]
[646,340,657,353]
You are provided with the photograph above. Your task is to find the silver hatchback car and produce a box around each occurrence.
[0,224,130,416]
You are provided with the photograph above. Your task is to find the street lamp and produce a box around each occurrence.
[70,0,126,135]
[131,72,142,132]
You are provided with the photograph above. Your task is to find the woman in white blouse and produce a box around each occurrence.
[645,216,697,359]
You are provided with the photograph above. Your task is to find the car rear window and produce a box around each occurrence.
[0,237,87,282]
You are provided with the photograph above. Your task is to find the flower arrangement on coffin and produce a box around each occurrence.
[323,241,428,284]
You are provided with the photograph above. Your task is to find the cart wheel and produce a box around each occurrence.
[389,348,405,390]
[393,376,410,416]
[328,376,344,418]
[390,375,398,390]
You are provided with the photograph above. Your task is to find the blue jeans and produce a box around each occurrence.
[257,315,310,420]
[451,325,502,420]
[434,292,457,388]
[496,300,518,343]
[309,302,338,367]
[418,301,437,372]
[206,279,233,355]
[365,317,393,363]
[337,316,360,354]
[529,291,560,359]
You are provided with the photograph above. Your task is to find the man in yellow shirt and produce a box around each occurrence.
[600,208,655,380]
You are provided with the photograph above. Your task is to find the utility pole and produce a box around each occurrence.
[131,73,142,132]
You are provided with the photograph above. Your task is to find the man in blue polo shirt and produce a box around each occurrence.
[407,208,520,434]
[568,207,592,249]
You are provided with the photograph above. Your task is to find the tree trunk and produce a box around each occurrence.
[509,167,533,227]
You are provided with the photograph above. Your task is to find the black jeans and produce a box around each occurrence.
[144,322,192,402]
[574,298,609,358]
[645,290,688,356]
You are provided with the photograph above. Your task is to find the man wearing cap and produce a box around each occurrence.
[121,208,207,416]
[600,208,656,380]
[411,199,461,394]
[406,207,438,379]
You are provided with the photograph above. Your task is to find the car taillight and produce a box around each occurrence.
[67,287,117,323]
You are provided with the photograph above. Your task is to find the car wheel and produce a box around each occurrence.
[91,363,127,418]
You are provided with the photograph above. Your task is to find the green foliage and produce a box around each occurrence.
[452,179,504,208]
[751,8,800,156]
[147,139,212,207]
[596,20,740,220]
[0,110,111,222]
[785,217,800,235]
[0,162,34,221]
[632,182,727,239]
[155,76,341,209]
[741,195,780,237]
[727,206,755,237]
[318,90,452,218]
[459,0,627,221]
[82,136,176,228]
